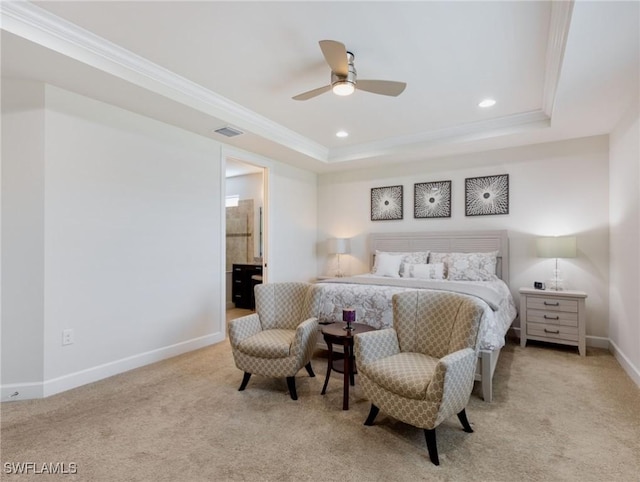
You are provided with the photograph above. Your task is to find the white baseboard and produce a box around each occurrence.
[1,332,225,402]
[1,382,44,402]
[586,335,610,349]
[609,340,640,388]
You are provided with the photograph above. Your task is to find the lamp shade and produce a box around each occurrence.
[328,238,351,255]
[536,236,577,258]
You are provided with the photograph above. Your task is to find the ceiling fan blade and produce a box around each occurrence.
[292,84,332,101]
[319,40,349,76]
[357,80,407,97]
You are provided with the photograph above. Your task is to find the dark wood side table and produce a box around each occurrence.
[321,322,376,410]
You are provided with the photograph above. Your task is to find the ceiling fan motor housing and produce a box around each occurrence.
[331,51,357,88]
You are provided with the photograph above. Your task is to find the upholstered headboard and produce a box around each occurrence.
[369,230,510,285]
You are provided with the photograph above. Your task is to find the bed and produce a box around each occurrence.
[312,230,517,402]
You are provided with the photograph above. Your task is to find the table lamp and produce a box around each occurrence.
[342,308,356,331]
[328,238,351,277]
[536,236,577,291]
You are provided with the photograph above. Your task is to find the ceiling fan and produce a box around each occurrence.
[292,40,407,101]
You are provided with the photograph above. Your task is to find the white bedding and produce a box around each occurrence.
[313,274,517,351]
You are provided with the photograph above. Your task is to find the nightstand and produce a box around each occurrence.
[519,288,587,356]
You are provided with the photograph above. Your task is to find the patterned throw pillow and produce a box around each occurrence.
[446,251,499,281]
[428,252,451,277]
[402,263,445,280]
[373,250,430,277]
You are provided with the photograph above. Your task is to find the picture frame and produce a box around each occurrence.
[465,174,509,216]
[371,185,403,221]
[414,180,451,219]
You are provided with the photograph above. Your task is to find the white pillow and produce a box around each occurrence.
[374,253,404,278]
[373,250,429,276]
[446,251,499,281]
[403,263,445,280]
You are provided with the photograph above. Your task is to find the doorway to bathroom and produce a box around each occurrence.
[225,158,266,316]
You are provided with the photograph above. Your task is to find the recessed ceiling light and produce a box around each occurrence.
[336,130,349,138]
[478,98,496,108]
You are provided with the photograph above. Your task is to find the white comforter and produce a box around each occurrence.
[314,275,517,351]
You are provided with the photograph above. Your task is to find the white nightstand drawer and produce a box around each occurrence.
[526,297,578,313]
[527,323,579,342]
[526,309,578,327]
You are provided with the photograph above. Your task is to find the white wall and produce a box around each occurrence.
[2,83,225,399]
[42,85,226,391]
[317,136,610,343]
[1,80,46,397]
[1,83,319,399]
[609,101,640,385]
[267,161,318,283]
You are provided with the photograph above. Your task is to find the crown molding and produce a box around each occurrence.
[542,0,575,117]
[0,1,329,162]
[328,110,550,163]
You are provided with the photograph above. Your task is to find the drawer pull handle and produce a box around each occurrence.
[544,328,560,334]
[544,301,560,306]
[544,315,559,320]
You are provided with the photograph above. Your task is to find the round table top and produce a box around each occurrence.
[321,322,376,339]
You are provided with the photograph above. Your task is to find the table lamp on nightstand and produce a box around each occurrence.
[536,236,577,291]
[328,237,350,277]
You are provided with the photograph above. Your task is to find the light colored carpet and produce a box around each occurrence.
[2,335,639,481]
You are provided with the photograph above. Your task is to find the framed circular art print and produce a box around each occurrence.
[414,181,451,219]
[465,174,509,216]
[371,185,403,221]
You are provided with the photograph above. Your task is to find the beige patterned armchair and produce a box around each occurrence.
[229,282,319,400]
[354,290,483,465]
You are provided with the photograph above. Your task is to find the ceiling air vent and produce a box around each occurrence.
[214,126,243,137]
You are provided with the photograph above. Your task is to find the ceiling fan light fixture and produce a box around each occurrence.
[332,81,355,96]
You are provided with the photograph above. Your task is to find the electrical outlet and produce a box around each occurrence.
[62,329,74,346]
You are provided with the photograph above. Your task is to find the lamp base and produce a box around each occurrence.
[547,280,565,291]
[547,270,565,291]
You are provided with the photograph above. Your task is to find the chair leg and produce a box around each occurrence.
[457,409,474,433]
[424,429,440,466]
[286,376,298,400]
[364,404,380,426]
[238,372,251,391]
[304,362,315,378]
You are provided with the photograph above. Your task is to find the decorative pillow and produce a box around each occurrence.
[428,252,451,277]
[374,252,404,278]
[373,250,429,277]
[402,263,445,280]
[446,251,499,281]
